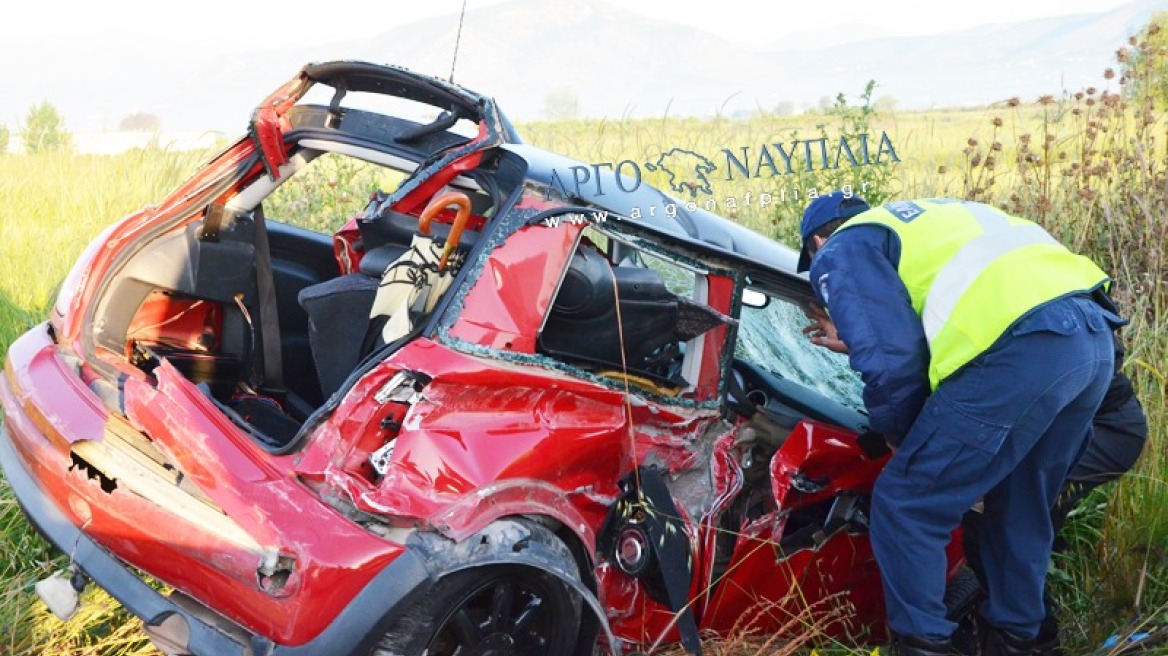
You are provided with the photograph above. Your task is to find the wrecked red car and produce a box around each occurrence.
[0,62,977,655]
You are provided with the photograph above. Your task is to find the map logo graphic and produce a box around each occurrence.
[644,148,718,198]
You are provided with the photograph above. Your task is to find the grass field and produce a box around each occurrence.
[1,41,1166,655]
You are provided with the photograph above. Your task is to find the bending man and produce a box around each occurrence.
[796,193,1121,656]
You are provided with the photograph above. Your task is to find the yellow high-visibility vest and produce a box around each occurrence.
[838,199,1109,388]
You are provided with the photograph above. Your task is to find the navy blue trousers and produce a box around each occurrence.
[870,295,1117,640]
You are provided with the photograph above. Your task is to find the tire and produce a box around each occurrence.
[371,524,583,656]
[945,566,986,656]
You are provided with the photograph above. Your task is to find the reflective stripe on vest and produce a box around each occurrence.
[837,199,1108,388]
[922,219,1057,342]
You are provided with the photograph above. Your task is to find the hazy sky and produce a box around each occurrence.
[3,0,1139,47]
[1,0,1148,135]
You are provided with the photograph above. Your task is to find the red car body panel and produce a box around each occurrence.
[449,223,583,353]
[5,328,406,645]
[0,61,970,655]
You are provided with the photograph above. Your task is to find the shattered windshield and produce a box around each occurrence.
[735,297,865,413]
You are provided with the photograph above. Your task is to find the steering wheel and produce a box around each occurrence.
[418,191,472,271]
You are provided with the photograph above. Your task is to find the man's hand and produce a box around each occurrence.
[802,302,849,354]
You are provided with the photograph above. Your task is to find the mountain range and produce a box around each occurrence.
[1,0,1161,136]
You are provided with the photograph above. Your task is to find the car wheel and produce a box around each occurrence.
[946,566,986,656]
[371,528,583,656]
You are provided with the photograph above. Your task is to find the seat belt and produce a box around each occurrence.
[249,204,284,394]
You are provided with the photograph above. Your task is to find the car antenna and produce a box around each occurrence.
[449,0,468,84]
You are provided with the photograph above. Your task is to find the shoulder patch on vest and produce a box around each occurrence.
[883,200,925,223]
[818,273,831,305]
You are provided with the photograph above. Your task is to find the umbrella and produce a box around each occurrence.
[369,192,472,343]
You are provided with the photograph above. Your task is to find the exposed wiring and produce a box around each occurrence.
[608,258,642,494]
[125,299,210,350]
[233,293,253,334]
[233,292,257,387]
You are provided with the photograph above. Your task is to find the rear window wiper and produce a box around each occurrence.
[396,108,461,144]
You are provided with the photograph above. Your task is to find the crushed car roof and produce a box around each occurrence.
[504,144,805,289]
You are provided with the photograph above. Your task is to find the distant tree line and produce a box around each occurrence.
[118,112,162,132]
[18,102,71,154]
[0,103,167,155]
[0,102,72,154]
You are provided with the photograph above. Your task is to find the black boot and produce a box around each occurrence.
[1033,612,1063,656]
[890,633,957,656]
[981,625,1037,656]
[1034,636,1062,656]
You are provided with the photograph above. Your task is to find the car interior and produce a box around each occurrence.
[93,99,511,450]
[537,230,728,392]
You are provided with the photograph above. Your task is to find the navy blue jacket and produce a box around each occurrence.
[809,224,930,440]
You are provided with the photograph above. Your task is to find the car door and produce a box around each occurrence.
[698,288,889,641]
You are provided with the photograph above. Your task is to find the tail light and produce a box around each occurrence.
[51,223,118,342]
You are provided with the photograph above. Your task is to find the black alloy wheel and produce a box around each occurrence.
[372,563,582,656]
[424,567,578,656]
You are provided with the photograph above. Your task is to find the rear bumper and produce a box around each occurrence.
[0,357,436,653]
[0,407,434,656]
